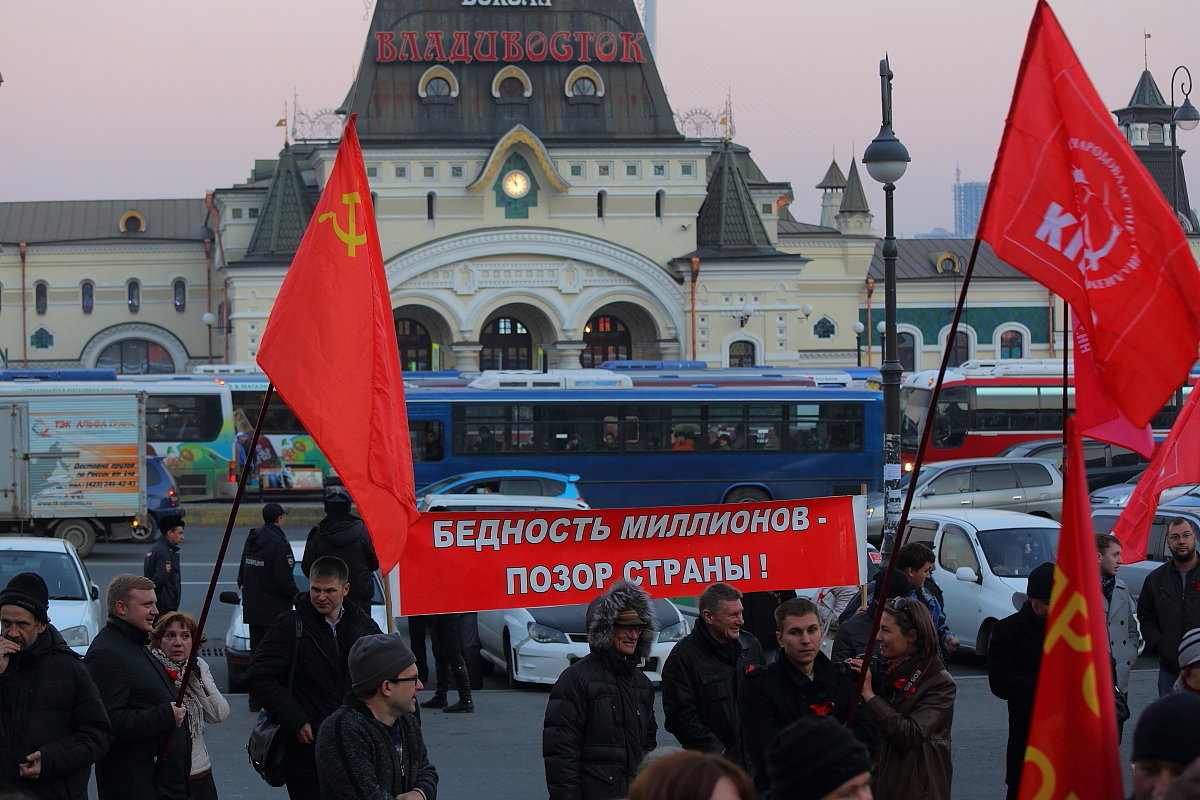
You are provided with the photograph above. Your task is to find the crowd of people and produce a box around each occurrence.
[2,496,1200,799]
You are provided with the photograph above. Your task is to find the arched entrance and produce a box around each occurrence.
[97,339,176,374]
[395,318,433,371]
[481,317,533,369]
[729,341,756,367]
[582,314,631,367]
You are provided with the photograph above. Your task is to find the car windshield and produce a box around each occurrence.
[900,464,945,489]
[415,475,468,498]
[0,551,86,600]
[293,563,384,604]
[975,528,1060,578]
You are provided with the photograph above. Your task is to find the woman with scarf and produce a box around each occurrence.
[150,611,231,800]
[854,595,955,800]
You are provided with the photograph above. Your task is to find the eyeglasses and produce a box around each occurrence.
[614,624,646,635]
[387,675,421,684]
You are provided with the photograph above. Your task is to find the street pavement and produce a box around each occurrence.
[78,525,1150,799]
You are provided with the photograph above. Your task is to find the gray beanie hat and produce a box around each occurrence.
[349,634,417,696]
[1180,627,1200,670]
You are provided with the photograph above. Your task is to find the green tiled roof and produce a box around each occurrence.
[817,159,846,190]
[245,147,316,260]
[695,141,774,251]
[838,159,870,214]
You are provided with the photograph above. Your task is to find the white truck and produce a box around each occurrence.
[0,389,147,557]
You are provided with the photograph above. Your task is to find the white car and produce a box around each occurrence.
[476,598,689,687]
[417,494,591,513]
[219,542,389,693]
[0,537,102,655]
[901,509,1060,656]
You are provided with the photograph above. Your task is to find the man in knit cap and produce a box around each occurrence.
[0,572,113,799]
[315,633,438,800]
[1131,692,1200,800]
[1173,627,1200,694]
[763,715,873,800]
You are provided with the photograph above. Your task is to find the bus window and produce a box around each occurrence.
[410,421,444,462]
[147,394,222,442]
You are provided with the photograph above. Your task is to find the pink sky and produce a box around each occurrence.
[2,0,1198,236]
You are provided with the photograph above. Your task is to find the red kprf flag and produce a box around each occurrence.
[1111,385,1200,561]
[1069,313,1153,458]
[978,0,1200,429]
[1018,418,1122,800]
[257,116,418,572]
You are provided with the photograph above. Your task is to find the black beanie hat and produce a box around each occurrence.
[1133,692,1200,766]
[765,715,872,800]
[1026,561,1056,601]
[0,572,50,623]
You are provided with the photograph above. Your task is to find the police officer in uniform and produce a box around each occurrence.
[238,502,299,651]
[143,513,184,615]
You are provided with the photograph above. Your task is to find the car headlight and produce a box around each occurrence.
[656,620,688,642]
[1109,494,1131,506]
[59,625,90,647]
[866,506,876,519]
[527,621,569,644]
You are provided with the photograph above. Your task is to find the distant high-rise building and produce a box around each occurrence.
[953,169,987,236]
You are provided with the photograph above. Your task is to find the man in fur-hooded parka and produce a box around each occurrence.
[543,580,658,800]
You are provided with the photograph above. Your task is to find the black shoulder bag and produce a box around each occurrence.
[247,613,302,787]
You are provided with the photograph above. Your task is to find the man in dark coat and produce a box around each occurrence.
[543,580,658,800]
[238,502,298,650]
[988,561,1054,800]
[661,582,764,769]
[247,556,382,800]
[0,572,113,800]
[85,574,189,800]
[740,597,876,793]
[301,489,379,611]
[142,514,184,615]
[1137,516,1200,696]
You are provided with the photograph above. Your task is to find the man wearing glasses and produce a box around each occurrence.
[248,556,382,800]
[316,634,438,800]
[1138,517,1200,696]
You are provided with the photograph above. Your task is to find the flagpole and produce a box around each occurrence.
[162,383,277,756]
[846,237,984,725]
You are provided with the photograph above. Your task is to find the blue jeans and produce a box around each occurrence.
[1159,668,1180,696]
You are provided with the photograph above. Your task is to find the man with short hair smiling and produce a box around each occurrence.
[86,574,190,800]
[316,633,438,800]
[740,597,875,794]
[0,572,112,800]
[248,555,382,800]
[662,582,763,769]
[1138,517,1200,696]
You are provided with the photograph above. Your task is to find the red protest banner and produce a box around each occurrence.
[397,497,860,615]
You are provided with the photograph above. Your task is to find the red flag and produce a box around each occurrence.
[257,116,418,572]
[1018,417,1122,800]
[1110,386,1200,561]
[1069,314,1153,458]
[978,0,1200,430]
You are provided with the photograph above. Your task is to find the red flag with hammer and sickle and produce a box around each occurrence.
[258,115,418,572]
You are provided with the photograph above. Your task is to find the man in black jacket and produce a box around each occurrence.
[316,634,438,800]
[543,580,657,800]
[142,514,184,615]
[1137,516,1200,696]
[238,502,298,650]
[740,597,876,793]
[988,561,1053,800]
[85,574,189,800]
[661,582,764,769]
[247,556,382,800]
[301,489,379,612]
[0,572,113,800]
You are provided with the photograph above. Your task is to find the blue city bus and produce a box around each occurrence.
[406,372,883,507]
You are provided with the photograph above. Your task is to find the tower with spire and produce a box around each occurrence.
[816,159,847,229]
[835,158,873,235]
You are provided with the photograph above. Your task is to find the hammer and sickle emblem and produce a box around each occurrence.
[318,192,368,257]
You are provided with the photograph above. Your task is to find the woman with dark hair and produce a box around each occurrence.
[627,750,754,800]
[150,611,230,800]
[855,595,955,800]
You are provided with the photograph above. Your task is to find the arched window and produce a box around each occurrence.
[1149,123,1165,145]
[582,315,631,367]
[499,77,525,99]
[571,77,597,97]
[34,282,47,315]
[81,281,94,314]
[1000,330,1025,359]
[426,192,436,221]
[729,341,756,368]
[481,317,531,370]
[948,331,970,366]
[97,339,175,374]
[597,191,606,219]
[812,317,836,340]
[173,280,187,312]
[655,190,664,220]
[127,281,141,313]
[426,77,451,97]
[395,318,433,372]
[898,331,917,371]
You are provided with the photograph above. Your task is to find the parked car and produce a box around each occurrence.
[864,457,1061,543]
[219,542,389,693]
[1089,470,1196,507]
[0,537,102,655]
[901,509,1061,656]
[999,437,1150,491]
[1091,501,1200,603]
[417,493,591,513]
[416,470,586,502]
[133,455,183,543]
[476,597,689,687]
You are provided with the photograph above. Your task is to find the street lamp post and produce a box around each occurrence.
[1170,65,1200,229]
[862,56,910,557]
[852,321,865,367]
